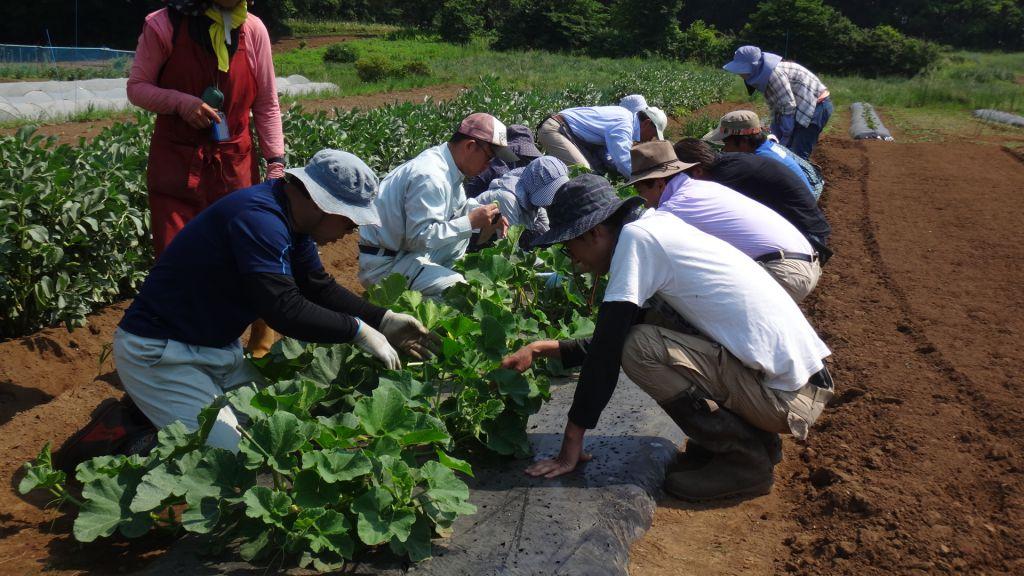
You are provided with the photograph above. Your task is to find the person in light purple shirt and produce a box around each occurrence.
[626,141,821,302]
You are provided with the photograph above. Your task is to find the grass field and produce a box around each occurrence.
[824,51,1024,114]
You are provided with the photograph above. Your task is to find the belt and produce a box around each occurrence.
[754,250,817,263]
[358,244,398,258]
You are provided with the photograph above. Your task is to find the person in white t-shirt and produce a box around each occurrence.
[500,174,834,501]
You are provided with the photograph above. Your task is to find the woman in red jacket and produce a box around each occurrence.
[127,0,285,356]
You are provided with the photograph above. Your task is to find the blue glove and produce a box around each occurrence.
[773,114,796,146]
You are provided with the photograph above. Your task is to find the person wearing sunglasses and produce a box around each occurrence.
[358,113,518,296]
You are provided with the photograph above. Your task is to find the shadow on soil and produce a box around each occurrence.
[0,380,54,425]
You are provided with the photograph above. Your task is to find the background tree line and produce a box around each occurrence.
[4,0,1020,76]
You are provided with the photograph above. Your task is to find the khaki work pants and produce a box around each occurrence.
[537,117,591,169]
[620,324,831,440]
[760,257,822,303]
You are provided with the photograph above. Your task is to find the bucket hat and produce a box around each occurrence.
[625,141,697,186]
[515,156,568,211]
[506,124,543,161]
[285,149,380,226]
[702,110,763,144]
[723,45,764,75]
[530,173,646,248]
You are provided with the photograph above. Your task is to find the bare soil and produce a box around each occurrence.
[631,134,1024,575]
[2,111,1024,575]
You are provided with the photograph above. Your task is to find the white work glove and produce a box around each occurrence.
[378,310,442,360]
[351,319,401,370]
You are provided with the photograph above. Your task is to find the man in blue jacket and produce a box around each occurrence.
[113,149,439,451]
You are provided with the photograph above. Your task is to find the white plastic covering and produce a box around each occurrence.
[0,75,337,119]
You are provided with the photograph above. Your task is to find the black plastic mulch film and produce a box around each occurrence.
[139,374,685,576]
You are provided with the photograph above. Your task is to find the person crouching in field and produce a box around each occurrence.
[113,150,440,451]
[704,110,824,201]
[627,141,822,302]
[501,174,834,501]
[357,113,515,296]
[536,102,668,179]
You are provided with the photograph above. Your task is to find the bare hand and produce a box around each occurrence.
[183,101,221,130]
[468,203,501,230]
[525,421,592,478]
[476,215,508,244]
[501,344,536,373]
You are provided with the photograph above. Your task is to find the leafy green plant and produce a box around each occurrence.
[19,229,595,569]
[323,43,358,63]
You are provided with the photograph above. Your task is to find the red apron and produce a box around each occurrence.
[146,16,259,257]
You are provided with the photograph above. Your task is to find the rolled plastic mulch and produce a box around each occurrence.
[137,373,685,576]
[849,102,894,141]
[973,109,1024,128]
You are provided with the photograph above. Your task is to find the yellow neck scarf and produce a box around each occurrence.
[204,2,248,73]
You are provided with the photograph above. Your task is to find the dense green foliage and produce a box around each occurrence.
[0,70,730,338]
[20,229,595,568]
[0,122,152,337]
[323,43,358,64]
[740,0,941,77]
[682,0,1024,51]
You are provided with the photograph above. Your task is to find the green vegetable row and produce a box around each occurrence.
[0,69,731,338]
[21,228,597,569]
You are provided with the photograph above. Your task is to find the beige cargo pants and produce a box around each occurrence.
[620,324,832,440]
[537,117,591,169]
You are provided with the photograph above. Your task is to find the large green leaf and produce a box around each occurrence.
[351,487,416,545]
[243,486,292,528]
[74,469,151,542]
[292,469,345,509]
[300,450,372,483]
[238,411,311,473]
[352,385,416,438]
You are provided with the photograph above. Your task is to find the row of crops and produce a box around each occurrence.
[22,230,595,569]
[0,69,732,338]
[12,68,731,569]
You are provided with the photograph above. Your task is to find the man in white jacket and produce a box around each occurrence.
[358,113,515,295]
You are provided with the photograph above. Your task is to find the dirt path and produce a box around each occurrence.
[630,136,1024,574]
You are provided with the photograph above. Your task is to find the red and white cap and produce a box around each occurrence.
[457,112,519,162]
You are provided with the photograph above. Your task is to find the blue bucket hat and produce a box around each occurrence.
[723,45,764,75]
[507,124,543,161]
[285,149,381,226]
[515,156,568,211]
[530,174,646,248]
[724,45,783,92]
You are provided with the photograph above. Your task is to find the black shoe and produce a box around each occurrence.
[659,397,776,502]
[54,395,157,474]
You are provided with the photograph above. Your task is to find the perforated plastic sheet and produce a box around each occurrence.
[138,373,684,576]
